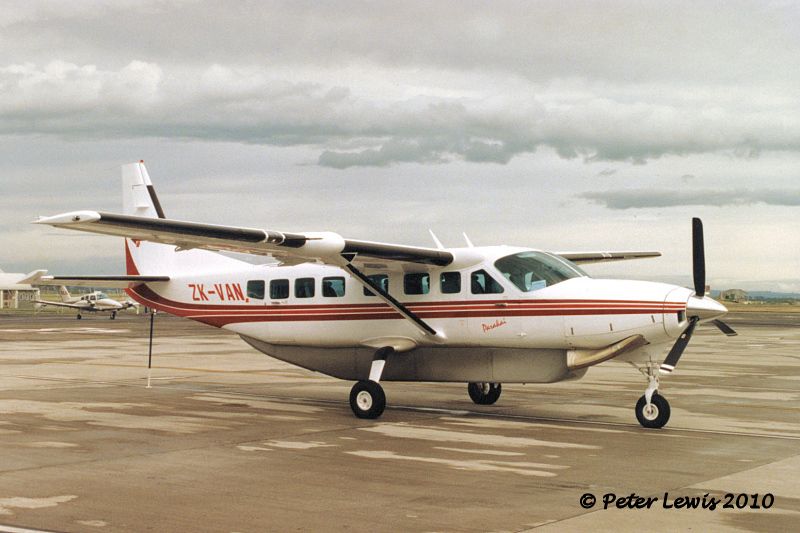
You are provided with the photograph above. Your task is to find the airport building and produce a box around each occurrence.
[720,288,748,303]
[0,270,40,309]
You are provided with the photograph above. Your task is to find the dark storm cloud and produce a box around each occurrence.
[579,189,800,209]
[0,1,798,168]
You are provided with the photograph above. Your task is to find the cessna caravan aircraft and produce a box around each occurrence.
[34,162,735,428]
[34,285,136,319]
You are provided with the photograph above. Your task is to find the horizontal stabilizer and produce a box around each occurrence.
[37,275,170,288]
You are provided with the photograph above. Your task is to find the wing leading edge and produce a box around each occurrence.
[556,251,661,265]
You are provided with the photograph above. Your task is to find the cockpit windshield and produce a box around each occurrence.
[494,251,587,292]
[96,292,108,299]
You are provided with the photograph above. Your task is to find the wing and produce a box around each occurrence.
[34,211,453,268]
[555,251,661,265]
[34,300,84,309]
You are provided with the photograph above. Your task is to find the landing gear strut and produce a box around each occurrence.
[634,362,671,429]
[349,347,393,419]
[467,382,502,405]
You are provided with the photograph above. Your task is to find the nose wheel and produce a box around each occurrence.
[633,362,671,429]
[635,392,670,428]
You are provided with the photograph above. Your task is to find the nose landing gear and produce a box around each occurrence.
[633,362,671,429]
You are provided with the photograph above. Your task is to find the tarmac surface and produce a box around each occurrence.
[0,311,798,532]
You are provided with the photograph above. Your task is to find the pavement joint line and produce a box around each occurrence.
[5,374,800,442]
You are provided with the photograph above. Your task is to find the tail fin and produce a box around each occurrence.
[58,285,71,302]
[122,161,249,276]
[122,161,165,218]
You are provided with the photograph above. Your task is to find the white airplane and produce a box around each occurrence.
[34,162,735,428]
[34,285,136,319]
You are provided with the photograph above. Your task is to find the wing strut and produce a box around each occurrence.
[343,263,441,339]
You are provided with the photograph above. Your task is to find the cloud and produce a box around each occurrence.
[1,60,800,169]
[578,189,800,209]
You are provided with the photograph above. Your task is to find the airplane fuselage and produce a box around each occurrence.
[124,245,705,383]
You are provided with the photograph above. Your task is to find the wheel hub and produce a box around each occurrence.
[356,390,373,411]
[643,403,659,421]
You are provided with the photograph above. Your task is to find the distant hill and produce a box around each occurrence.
[711,290,800,300]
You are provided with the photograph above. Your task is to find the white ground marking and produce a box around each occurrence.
[440,416,624,433]
[75,520,107,528]
[359,423,599,449]
[191,394,322,414]
[347,451,565,477]
[237,445,273,452]
[27,442,77,448]
[0,329,130,335]
[0,399,226,434]
[263,440,337,450]
[433,447,525,456]
[0,495,77,516]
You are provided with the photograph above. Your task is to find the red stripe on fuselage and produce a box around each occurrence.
[126,283,686,328]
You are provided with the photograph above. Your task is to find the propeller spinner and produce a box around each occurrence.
[660,218,737,374]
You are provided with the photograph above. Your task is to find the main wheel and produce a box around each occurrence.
[635,393,671,429]
[349,380,386,419]
[76,314,82,320]
[110,312,116,320]
[467,382,502,405]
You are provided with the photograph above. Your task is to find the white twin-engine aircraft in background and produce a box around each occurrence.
[35,162,736,429]
[34,285,137,319]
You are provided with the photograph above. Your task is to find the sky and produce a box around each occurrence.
[0,0,798,291]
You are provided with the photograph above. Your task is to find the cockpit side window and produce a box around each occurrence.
[494,251,585,292]
[470,269,504,294]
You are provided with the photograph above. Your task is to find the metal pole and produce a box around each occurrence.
[146,310,155,388]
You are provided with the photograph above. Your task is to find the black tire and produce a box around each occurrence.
[467,382,502,405]
[349,380,386,419]
[635,393,671,429]
[110,312,116,320]
[77,314,82,320]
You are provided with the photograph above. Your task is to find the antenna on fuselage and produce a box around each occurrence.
[428,229,444,250]
[462,232,474,248]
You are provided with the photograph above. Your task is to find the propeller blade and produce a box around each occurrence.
[660,317,699,374]
[692,217,705,298]
[712,319,737,336]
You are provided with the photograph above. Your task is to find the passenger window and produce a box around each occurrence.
[470,269,504,294]
[246,280,265,299]
[295,277,315,298]
[440,272,461,294]
[363,274,389,296]
[270,279,289,299]
[322,276,346,297]
[404,273,430,295]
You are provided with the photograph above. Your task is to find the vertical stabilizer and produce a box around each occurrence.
[121,162,250,276]
[58,286,71,302]
[122,161,165,218]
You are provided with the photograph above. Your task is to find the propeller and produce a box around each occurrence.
[660,218,737,374]
[692,217,705,298]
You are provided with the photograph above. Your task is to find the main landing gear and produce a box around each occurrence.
[634,362,671,429]
[467,382,502,405]
[349,347,393,419]
[76,313,82,320]
[110,311,117,320]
